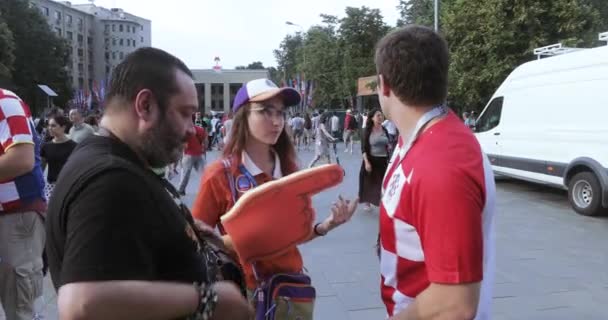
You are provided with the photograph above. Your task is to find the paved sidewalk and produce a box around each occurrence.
[3,147,608,319]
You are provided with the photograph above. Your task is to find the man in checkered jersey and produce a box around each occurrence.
[0,82,46,320]
[375,26,496,319]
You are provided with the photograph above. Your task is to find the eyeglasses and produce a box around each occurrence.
[250,105,286,120]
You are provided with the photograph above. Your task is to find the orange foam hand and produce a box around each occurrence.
[219,164,344,263]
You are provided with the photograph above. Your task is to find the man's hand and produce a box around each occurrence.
[211,281,253,320]
[220,164,344,263]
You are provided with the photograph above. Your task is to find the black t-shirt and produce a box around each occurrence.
[45,135,208,290]
[40,140,77,183]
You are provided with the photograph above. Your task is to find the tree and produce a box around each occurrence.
[267,67,281,85]
[273,33,303,83]
[397,0,434,27]
[246,61,265,69]
[338,7,390,106]
[444,0,602,112]
[0,12,15,81]
[0,0,72,114]
[295,15,343,107]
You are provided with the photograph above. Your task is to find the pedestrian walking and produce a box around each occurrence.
[40,115,76,200]
[178,120,207,195]
[308,112,336,168]
[359,109,390,211]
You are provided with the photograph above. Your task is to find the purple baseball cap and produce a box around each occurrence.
[232,78,301,113]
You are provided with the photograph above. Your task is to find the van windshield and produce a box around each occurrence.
[475,97,503,132]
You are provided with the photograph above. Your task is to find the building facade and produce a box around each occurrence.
[30,0,151,93]
[191,69,269,114]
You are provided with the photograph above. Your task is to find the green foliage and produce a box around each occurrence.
[274,7,389,107]
[0,0,72,113]
[0,12,15,81]
[444,0,603,112]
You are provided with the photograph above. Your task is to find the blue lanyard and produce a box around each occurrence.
[238,164,258,187]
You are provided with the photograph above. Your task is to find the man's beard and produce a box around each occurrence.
[139,120,186,168]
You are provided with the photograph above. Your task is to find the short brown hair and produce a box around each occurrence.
[375,26,449,107]
[106,47,192,112]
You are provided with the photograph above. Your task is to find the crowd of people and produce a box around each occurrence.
[0,25,495,320]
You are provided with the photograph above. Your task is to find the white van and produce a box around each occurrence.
[474,38,608,216]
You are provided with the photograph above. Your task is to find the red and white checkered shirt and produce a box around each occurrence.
[379,112,496,319]
[0,89,45,212]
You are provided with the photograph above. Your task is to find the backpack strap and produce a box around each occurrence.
[217,158,237,235]
[222,158,237,204]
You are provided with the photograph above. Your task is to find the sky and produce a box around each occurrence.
[70,0,401,69]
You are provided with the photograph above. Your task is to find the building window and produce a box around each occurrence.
[132,27,136,34]
[119,52,124,60]
[77,48,83,57]
[105,52,109,60]
[54,11,61,24]
[112,52,116,60]
[67,15,72,25]
[112,24,115,32]
[127,25,130,32]
[140,36,143,43]
[119,39,123,46]
[87,37,92,45]
[105,38,109,45]
[112,38,116,46]
[105,24,110,32]
[141,25,143,31]
[78,78,84,88]
[106,66,110,74]
[132,40,136,48]
[78,63,83,72]
[42,7,49,16]
[77,18,83,30]
[127,39,130,46]
[119,24,123,32]
[66,31,73,40]
[55,28,62,36]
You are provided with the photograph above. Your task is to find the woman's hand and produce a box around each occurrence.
[325,195,359,232]
[365,161,372,173]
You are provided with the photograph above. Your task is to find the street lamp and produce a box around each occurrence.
[285,21,307,111]
[434,0,439,32]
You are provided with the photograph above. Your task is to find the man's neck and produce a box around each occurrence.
[392,104,443,142]
[99,115,150,167]
[245,139,273,175]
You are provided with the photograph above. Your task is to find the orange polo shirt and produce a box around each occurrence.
[191,152,303,289]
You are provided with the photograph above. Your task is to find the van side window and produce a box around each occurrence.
[475,97,503,132]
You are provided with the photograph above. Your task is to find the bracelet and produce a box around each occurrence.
[189,282,219,320]
[314,222,327,236]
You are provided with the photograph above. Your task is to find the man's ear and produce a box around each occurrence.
[378,74,391,97]
[134,89,158,121]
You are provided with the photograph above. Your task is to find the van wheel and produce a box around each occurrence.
[568,172,604,216]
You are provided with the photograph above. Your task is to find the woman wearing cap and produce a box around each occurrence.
[191,78,358,299]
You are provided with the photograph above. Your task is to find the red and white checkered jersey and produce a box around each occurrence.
[0,89,46,211]
[379,111,496,319]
